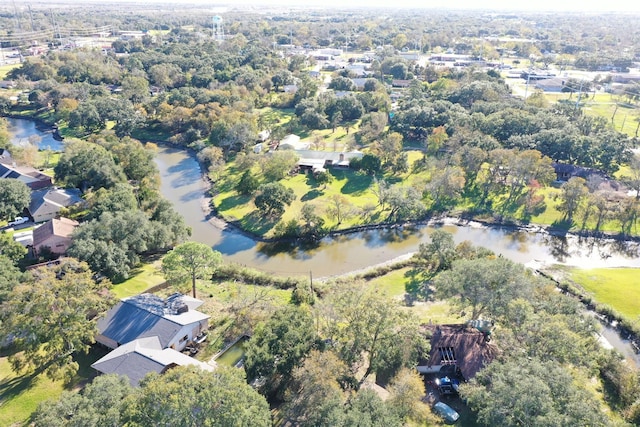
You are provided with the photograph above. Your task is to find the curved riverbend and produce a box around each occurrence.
[7,117,640,276]
[8,117,640,363]
[154,145,640,277]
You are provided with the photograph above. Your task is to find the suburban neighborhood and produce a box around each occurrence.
[1,1,640,426]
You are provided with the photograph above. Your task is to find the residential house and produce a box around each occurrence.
[283,84,298,93]
[351,78,369,90]
[295,150,364,173]
[0,157,53,190]
[95,293,210,352]
[28,187,83,223]
[279,134,311,151]
[552,162,609,182]
[417,323,499,381]
[91,336,215,386]
[0,81,16,89]
[391,79,413,88]
[534,77,569,93]
[32,217,79,257]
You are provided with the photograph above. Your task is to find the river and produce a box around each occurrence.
[154,145,640,277]
[7,116,640,364]
[6,117,63,152]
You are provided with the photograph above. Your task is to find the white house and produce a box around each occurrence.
[95,293,210,352]
[279,134,310,151]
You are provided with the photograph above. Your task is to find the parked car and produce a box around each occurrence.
[436,375,460,395]
[8,217,28,226]
[433,401,460,424]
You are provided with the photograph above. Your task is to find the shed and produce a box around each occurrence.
[417,324,499,381]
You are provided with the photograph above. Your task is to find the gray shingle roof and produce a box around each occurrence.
[91,336,215,386]
[96,293,209,348]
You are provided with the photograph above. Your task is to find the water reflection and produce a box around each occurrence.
[145,140,640,275]
[7,118,62,151]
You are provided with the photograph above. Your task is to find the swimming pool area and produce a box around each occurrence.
[213,335,249,367]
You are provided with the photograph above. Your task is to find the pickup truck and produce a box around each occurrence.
[8,217,29,226]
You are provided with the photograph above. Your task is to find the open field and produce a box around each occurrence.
[565,267,640,321]
[0,63,19,80]
[112,260,165,298]
[0,347,107,427]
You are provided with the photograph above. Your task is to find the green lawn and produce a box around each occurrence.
[583,100,640,137]
[0,64,19,80]
[112,261,165,298]
[565,267,640,320]
[0,355,64,427]
[0,346,107,427]
[365,267,463,324]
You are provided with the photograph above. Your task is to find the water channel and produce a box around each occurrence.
[7,116,640,364]
[6,117,63,152]
[154,144,640,277]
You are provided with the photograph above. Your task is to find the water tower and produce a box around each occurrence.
[212,15,224,41]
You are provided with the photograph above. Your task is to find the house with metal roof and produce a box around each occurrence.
[95,293,210,352]
[417,323,499,381]
[91,336,215,386]
[295,150,364,173]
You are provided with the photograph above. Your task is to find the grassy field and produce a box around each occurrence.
[111,260,166,298]
[565,267,640,321]
[0,346,108,427]
[0,64,19,80]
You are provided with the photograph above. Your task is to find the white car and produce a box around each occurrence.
[8,217,29,226]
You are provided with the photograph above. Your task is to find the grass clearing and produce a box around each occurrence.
[0,346,107,427]
[112,260,165,298]
[0,64,19,80]
[0,355,64,427]
[365,267,463,324]
[565,267,640,320]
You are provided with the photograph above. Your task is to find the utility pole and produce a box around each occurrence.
[575,80,584,109]
[523,73,531,99]
[12,0,21,31]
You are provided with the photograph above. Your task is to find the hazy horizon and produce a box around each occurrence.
[38,0,640,13]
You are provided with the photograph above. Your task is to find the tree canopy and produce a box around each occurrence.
[161,241,223,298]
[0,178,31,221]
[0,258,113,381]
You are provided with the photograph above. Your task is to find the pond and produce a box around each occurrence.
[214,336,249,367]
[7,117,64,152]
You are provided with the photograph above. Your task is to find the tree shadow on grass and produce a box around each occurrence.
[217,194,252,212]
[0,370,40,404]
[301,189,324,201]
[404,268,433,305]
[551,218,574,232]
[240,210,278,236]
[340,172,372,195]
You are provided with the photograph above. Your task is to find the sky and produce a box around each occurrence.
[95,0,640,13]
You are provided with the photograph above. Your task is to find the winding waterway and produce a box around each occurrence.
[8,117,640,363]
[6,117,63,152]
[154,145,640,277]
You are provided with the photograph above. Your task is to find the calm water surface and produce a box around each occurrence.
[7,117,640,363]
[154,145,640,278]
[7,117,63,151]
